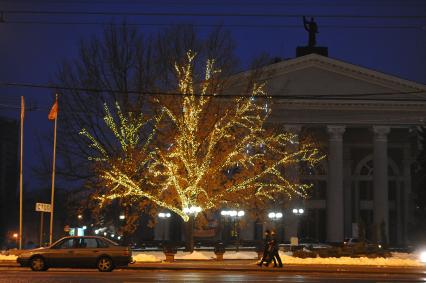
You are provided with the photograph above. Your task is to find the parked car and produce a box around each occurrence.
[343,238,382,248]
[299,238,331,249]
[17,236,132,272]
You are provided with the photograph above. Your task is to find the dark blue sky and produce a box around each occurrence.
[0,0,425,192]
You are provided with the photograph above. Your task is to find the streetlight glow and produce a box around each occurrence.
[292,208,305,215]
[159,212,171,218]
[77,214,83,220]
[119,215,125,220]
[268,212,283,220]
[420,251,426,263]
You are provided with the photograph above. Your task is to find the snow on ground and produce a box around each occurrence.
[132,251,164,262]
[0,254,17,261]
[277,251,423,267]
[175,251,213,260]
[224,251,258,260]
[131,250,423,266]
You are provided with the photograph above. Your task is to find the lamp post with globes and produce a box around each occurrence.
[268,212,283,242]
[183,206,202,252]
[221,210,245,251]
[292,208,305,238]
[158,212,171,247]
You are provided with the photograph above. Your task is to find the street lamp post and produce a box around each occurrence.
[268,212,283,242]
[12,233,18,248]
[183,206,202,252]
[158,212,171,247]
[292,208,305,238]
[221,210,245,251]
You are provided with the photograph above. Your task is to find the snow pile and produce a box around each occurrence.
[132,251,216,262]
[224,251,258,260]
[391,252,418,260]
[0,254,17,261]
[175,251,214,260]
[277,251,423,267]
[130,250,423,266]
[132,253,162,262]
[132,251,164,262]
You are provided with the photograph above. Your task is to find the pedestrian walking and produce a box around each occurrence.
[257,230,276,267]
[265,230,283,267]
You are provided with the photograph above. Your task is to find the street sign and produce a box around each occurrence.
[35,202,51,213]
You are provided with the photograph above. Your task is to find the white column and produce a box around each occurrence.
[402,146,412,244]
[373,126,390,243]
[343,147,352,237]
[327,125,346,242]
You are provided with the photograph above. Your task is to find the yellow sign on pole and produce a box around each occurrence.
[35,203,51,213]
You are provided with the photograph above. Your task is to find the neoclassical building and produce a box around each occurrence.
[154,52,426,245]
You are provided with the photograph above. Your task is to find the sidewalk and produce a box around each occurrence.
[1,260,426,275]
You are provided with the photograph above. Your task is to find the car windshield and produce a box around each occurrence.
[52,238,75,249]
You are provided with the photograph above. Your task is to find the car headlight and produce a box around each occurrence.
[420,251,426,263]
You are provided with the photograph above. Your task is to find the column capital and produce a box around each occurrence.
[284,124,302,134]
[373,126,390,141]
[327,125,346,141]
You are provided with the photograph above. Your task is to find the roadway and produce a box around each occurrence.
[0,268,425,282]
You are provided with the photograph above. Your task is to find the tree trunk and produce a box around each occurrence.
[185,216,194,252]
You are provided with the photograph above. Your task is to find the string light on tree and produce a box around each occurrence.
[81,50,324,222]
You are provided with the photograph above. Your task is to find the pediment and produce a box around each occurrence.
[225,54,426,126]
[227,54,426,101]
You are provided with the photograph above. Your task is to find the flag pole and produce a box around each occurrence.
[49,94,58,245]
[19,96,24,250]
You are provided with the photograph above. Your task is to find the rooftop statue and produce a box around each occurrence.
[303,16,318,47]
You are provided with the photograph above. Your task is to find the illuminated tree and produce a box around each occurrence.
[83,51,324,222]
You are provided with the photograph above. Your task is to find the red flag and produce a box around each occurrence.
[21,96,25,120]
[48,97,58,120]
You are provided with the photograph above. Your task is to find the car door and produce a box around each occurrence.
[73,237,100,267]
[46,238,77,267]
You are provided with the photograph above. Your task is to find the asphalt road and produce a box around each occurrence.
[0,268,425,283]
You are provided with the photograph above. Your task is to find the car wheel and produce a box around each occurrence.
[97,256,114,272]
[30,256,47,272]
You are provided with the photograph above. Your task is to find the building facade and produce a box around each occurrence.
[154,53,426,246]
[0,118,19,247]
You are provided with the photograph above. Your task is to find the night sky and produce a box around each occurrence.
[0,0,425,192]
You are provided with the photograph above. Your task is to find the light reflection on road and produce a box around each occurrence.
[0,269,425,283]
